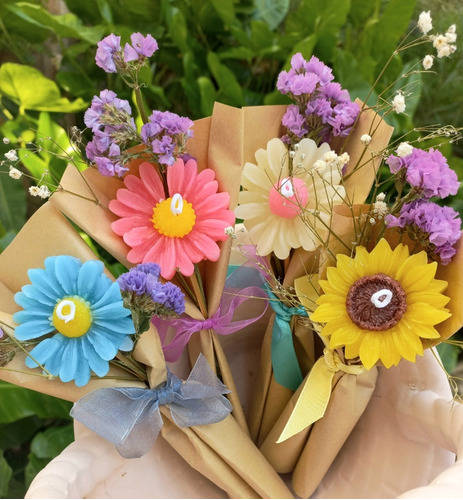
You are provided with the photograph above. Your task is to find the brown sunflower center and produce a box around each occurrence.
[346,273,407,331]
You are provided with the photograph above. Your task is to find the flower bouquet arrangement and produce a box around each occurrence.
[0,9,462,499]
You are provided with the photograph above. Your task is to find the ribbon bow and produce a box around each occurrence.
[265,283,307,391]
[154,284,268,362]
[70,354,232,458]
[277,349,364,442]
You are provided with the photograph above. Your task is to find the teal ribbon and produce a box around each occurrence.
[264,283,307,391]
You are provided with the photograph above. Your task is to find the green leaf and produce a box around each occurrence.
[0,164,26,233]
[30,425,74,459]
[0,231,17,252]
[250,20,276,54]
[0,382,72,423]
[207,52,243,106]
[0,450,13,498]
[284,34,317,69]
[25,453,49,489]
[0,63,87,113]
[255,0,289,30]
[348,0,377,28]
[169,9,189,54]
[6,3,105,44]
[437,342,459,374]
[197,76,217,117]
[0,416,43,450]
[210,0,235,27]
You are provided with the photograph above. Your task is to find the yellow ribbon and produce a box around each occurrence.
[276,349,363,443]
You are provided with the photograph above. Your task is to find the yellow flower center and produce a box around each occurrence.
[52,297,92,338]
[151,193,196,238]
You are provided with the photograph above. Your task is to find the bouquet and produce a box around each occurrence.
[0,10,462,499]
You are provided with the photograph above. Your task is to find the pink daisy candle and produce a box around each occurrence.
[109,159,235,279]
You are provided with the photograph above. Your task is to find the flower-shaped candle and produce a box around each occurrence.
[311,238,451,369]
[13,256,135,386]
[235,137,346,259]
[109,159,235,279]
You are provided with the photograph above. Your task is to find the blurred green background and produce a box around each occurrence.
[0,0,462,496]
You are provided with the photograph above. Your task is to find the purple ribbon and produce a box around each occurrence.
[153,285,268,362]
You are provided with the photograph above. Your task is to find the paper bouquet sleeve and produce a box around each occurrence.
[244,103,394,446]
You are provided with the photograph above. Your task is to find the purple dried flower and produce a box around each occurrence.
[281,105,308,139]
[136,262,161,277]
[387,148,460,199]
[305,55,334,85]
[124,33,158,62]
[96,34,122,73]
[386,200,462,264]
[152,135,175,165]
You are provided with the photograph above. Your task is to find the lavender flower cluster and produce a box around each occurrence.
[387,147,459,199]
[140,110,194,166]
[386,201,461,264]
[277,53,360,145]
[96,33,158,74]
[117,262,185,319]
[85,33,194,175]
[386,146,461,264]
[84,90,137,177]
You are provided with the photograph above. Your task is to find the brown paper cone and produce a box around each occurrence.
[292,368,378,498]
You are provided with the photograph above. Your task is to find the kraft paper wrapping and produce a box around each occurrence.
[1,105,293,498]
[245,103,394,445]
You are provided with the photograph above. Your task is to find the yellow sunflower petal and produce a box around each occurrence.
[396,254,437,292]
[354,246,372,277]
[311,303,345,322]
[392,323,424,362]
[326,267,351,295]
[378,332,402,368]
[406,302,451,326]
[317,293,346,305]
[335,254,362,283]
[345,336,362,360]
[359,332,381,370]
[407,290,450,308]
[329,326,362,349]
[319,315,353,336]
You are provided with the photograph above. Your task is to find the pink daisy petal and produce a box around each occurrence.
[127,233,160,263]
[138,163,166,201]
[190,232,221,261]
[111,215,150,235]
[123,225,155,247]
[116,189,153,214]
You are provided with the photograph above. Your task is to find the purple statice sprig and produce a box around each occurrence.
[117,263,185,339]
[386,147,460,200]
[84,89,194,176]
[96,33,158,75]
[277,53,360,146]
[386,200,462,265]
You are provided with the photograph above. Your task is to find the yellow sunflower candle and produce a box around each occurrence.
[311,238,452,370]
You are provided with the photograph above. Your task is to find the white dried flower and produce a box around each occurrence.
[396,142,413,157]
[432,34,447,48]
[312,159,327,173]
[437,44,452,58]
[447,24,456,34]
[445,32,457,44]
[338,152,350,167]
[38,185,51,199]
[8,167,22,179]
[422,55,434,70]
[418,11,433,35]
[2,137,10,145]
[29,186,41,197]
[391,92,406,114]
[369,218,376,225]
[224,226,236,238]
[323,151,338,163]
[373,200,388,218]
[360,134,372,146]
[4,149,18,162]
[289,150,296,159]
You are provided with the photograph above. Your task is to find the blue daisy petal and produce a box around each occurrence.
[93,315,135,334]
[86,328,120,361]
[27,268,64,302]
[43,335,68,375]
[14,320,55,341]
[77,260,105,301]
[74,359,92,387]
[91,282,124,310]
[13,309,52,324]
[59,340,81,383]
[119,336,134,352]
[54,256,80,296]
[18,284,56,308]
[25,336,62,372]
[81,339,110,377]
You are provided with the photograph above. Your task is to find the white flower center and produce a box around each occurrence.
[370,289,393,308]
[170,193,184,215]
[56,299,76,323]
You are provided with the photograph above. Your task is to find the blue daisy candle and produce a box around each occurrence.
[13,256,135,387]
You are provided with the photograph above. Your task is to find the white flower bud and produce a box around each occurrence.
[418,11,433,35]
[360,134,372,146]
[8,167,22,179]
[4,149,18,162]
[396,142,413,157]
[422,55,434,70]
[392,93,406,114]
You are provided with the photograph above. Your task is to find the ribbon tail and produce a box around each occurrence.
[276,357,334,443]
[271,316,303,391]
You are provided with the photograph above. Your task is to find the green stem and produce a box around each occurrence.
[134,85,149,124]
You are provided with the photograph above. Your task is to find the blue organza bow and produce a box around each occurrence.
[70,354,233,458]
